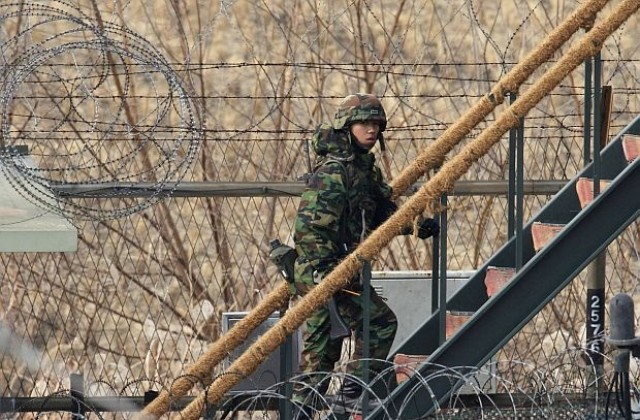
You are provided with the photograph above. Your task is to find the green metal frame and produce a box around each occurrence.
[370,115,640,419]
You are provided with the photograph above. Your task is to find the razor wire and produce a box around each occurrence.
[141,0,620,415]
[189,350,636,419]
[0,0,202,220]
[7,349,638,419]
[0,0,638,419]
[174,0,640,416]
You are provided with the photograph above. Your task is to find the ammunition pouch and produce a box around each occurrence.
[269,239,350,339]
[268,240,297,283]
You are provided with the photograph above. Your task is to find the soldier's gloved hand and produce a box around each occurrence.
[416,217,439,239]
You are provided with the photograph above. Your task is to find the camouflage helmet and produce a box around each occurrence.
[333,93,387,132]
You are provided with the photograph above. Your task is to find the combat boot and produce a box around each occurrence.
[291,379,331,419]
[328,380,381,415]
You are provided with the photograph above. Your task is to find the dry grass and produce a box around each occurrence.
[0,0,638,409]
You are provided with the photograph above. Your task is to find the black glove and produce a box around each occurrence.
[416,217,439,239]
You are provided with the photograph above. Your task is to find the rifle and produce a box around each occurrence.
[269,239,350,340]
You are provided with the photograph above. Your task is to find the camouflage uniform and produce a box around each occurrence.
[292,94,398,389]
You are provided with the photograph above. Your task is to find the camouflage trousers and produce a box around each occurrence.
[298,286,397,384]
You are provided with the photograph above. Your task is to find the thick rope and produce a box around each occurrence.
[388,0,611,198]
[138,283,291,418]
[175,1,640,418]
[136,0,614,418]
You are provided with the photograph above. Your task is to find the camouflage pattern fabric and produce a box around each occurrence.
[292,120,398,383]
[293,127,394,295]
[332,93,387,132]
[301,288,397,379]
[332,93,387,151]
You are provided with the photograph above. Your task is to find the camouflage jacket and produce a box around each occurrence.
[292,124,396,293]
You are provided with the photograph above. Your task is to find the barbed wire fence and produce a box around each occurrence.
[0,0,638,418]
[0,0,203,220]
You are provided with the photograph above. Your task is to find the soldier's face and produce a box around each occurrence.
[350,121,379,150]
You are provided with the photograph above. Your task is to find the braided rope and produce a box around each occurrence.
[388,0,612,198]
[138,0,629,417]
[173,1,639,418]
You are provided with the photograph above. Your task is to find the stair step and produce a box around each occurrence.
[575,177,611,208]
[446,310,473,339]
[484,266,516,297]
[393,353,428,384]
[531,221,565,251]
[392,311,474,383]
[622,134,640,162]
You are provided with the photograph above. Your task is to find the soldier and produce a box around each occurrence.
[291,93,439,416]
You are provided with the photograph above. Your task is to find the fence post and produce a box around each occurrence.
[70,373,85,418]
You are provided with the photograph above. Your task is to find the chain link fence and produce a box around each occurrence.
[0,0,639,417]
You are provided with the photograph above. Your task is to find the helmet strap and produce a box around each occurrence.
[378,132,386,151]
[348,131,370,154]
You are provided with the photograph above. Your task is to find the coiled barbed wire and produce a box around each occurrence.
[0,0,201,220]
[202,349,637,419]
[3,336,635,417]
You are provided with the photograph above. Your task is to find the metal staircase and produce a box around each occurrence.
[369,115,640,419]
